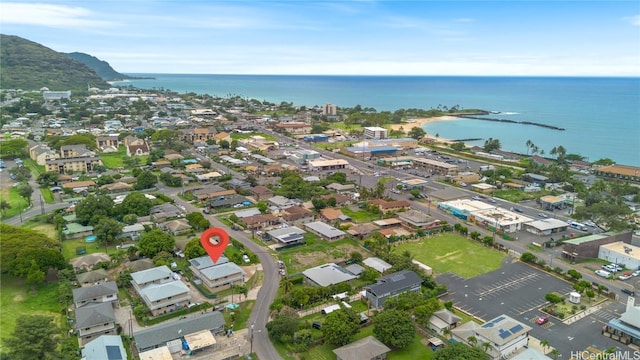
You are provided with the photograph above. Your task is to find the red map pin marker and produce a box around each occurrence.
[200,227,230,263]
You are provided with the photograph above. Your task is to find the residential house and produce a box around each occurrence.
[365,270,422,308]
[325,182,356,194]
[452,315,532,360]
[282,206,315,227]
[150,203,183,222]
[333,336,391,360]
[75,302,117,345]
[428,309,462,335]
[240,214,279,230]
[267,226,306,245]
[321,193,353,206]
[369,199,411,213]
[123,135,145,148]
[99,182,132,194]
[160,219,193,235]
[62,180,96,193]
[69,253,111,272]
[302,263,356,287]
[320,208,347,222]
[76,269,110,287]
[347,223,380,239]
[249,185,274,201]
[133,312,225,353]
[179,127,217,143]
[120,223,145,240]
[62,222,95,239]
[193,186,236,202]
[130,266,192,316]
[189,255,245,293]
[80,335,127,360]
[304,221,347,241]
[268,195,300,210]
[398,210,441,231]
[72,281,118,308]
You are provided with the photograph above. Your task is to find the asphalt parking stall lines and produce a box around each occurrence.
[590,309,616,324]
[473,271,544,299]
[510,299,548,315]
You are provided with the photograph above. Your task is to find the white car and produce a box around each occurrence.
[618,274,632,281]
[632,270,640,277]
[595,269,612,278]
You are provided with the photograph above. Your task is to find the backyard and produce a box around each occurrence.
[395,233,506,278]
[277,236,365,274]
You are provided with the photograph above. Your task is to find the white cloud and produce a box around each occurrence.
[0,2,115,28]
[624,14,640,26]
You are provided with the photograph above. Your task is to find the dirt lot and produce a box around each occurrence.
[288,243,363,273]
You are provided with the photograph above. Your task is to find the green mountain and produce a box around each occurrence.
[0,34,111,92]
[65,52,132,81]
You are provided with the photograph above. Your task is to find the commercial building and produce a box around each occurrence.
[307,159,349,171]
[412,157,458,176]
[562,231,633,262]
[598,242,640,271]
[364,126,388,140]
[603,297,640,346]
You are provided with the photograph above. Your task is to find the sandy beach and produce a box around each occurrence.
[390,115,459,143]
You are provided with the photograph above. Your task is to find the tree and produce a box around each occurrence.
[134,171,158,190]
[373,309,415,349]
[549,349,560,360]
[567,269,582,280]
[75,194,114,225]
[11,166,32,181]
[186,212,211,231]
[545,293,564,304]
[540,339,551,354]
[183,237,206,259]
[408,126,426,140]
[266,313,300,343]
[349,251,363,263]
[467,335,478,347]
[256,201,269,214]
[94,217,124,248]
[432,342,490,360]
[118,192,154,216]
[0,138,28,157]
[219,139,230,149]
[520,252,537,263]
[0,200,11,217]
[17,183,33,206]
[279,277,293,295]
[483,137,501,152]
[311,198,326,211]
[138,228,175,257]
[25,260,45,292]
[586,289,595,302]
[3,315,60,360]
[0,224,65,278]
[322,307,360,346]
[409,188,421,198]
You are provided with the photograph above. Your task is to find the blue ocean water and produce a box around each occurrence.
[117,75,640,166]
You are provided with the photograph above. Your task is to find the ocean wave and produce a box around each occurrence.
[490,111,519,115]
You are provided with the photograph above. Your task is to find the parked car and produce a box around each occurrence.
[242,255,250,263]
[536,316,548,325]
[618,274,632,281]
[595,269,612,278]
[537,213,548,218]
[632,270,640,277]
[621,288,636,296]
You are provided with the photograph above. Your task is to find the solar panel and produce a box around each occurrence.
[509,324,524,333]
[498,329,511,339]
[106,345,123,360]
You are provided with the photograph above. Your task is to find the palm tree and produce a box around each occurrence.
[467,336,478,347]
[525,140,533,156]
[442,327,453,340]
[279,277,293,295]
[481,342,492,353]
[539,339,550,354]
[549,349,560,360]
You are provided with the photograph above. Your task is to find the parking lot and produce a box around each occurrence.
[438,260,627,357]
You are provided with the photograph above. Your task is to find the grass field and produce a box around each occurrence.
[0,186,29,220]
[61,237,122,260]
[341,207,383,223]
[100,147,148,169]
[277,237,364,274]
[395,233,506,278]
[230,132,278,141]
[0,275,63,352]
[40,187,55,203]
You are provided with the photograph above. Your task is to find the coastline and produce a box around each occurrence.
[390,115,458,144]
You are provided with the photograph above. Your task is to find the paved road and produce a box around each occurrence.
[161,185,281,360]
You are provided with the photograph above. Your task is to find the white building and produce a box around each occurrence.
[364,126,388,140]
[598,242,640,271]
[452,314,531,360]
[323,103,337,115]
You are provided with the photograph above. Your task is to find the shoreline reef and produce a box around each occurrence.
[389,115,459,144]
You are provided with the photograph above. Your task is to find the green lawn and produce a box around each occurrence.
[277,237,363,274]
[230,132,278,141]
[0,186,30,220]
[341,207,383,223]
[395,234,506,278]
[0,275,63,352]
[61,237,122,260]
[40,187,55,204]
[23,158,44,175]
[100,146,148,169]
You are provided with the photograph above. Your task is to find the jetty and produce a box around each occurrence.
[453,114,565,131]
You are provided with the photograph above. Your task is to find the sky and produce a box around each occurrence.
[1,1,639,76]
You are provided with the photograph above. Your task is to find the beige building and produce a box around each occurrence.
[45,157,103,174]
[274,122,312,135]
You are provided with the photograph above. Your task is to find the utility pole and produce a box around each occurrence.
[250,322,255,355]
